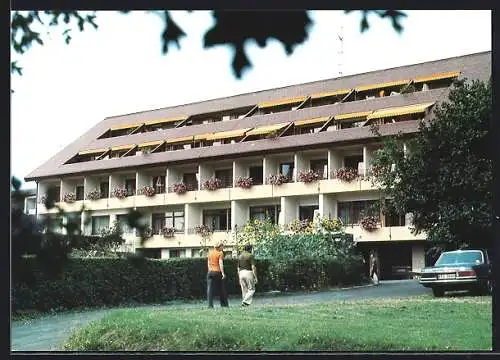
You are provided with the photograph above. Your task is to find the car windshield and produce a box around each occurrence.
[435,251,483,266]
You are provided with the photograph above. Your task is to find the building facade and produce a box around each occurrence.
[25,51,491,279]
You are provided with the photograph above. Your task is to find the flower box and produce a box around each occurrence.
[113,187,128,199]
[140,185,155,197]
[173,183,188,195]
[235,176,253,189]
[63,192,76,203]
[267,173,289,186]
[202,178,222,191]
[298,169,321,183]
[195,224,212,237]
[334,167,359,182]
[360,216,379,231]
[162,227,176,238]
[86,190,101,201]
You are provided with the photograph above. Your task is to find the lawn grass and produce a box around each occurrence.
[62,296,491,351]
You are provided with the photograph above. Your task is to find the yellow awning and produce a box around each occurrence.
[111,144,135,151]
[205,128,252,141]
[138,140,164,148]
[294,116,331,127]
[310,89,352,99]
[258,96,308,109]
[245,122,291,136]
[166,136,193,144]
[193,133,214,141]
[144,115,188,126]
[335,111,373,121]
[78,148,108,155]
[367,102,435,120]
[355,80,410,92]
[414,71,460,83]
[110,123,141,131]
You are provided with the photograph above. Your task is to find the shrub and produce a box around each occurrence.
[12,256,364,313]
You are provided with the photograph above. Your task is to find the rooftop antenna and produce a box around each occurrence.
[337,24,344,77]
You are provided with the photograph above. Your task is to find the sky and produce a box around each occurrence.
[11,10,491,190]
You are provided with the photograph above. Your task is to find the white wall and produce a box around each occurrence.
[263,156,278,184]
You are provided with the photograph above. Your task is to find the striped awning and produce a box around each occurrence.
[110,123,141,131]
[166,136,193,144]
[194,132,214,141]
[78,148,108,155]
[245,122,292,136]
[367,102,435,120]
[111,144,135,151]
[334,111,373,121]
[355,80,410,92]
[414,71,460,83]
[138,140,164,148]
[205,128,252,141]
[294,116,331,127]
[145,115,188,126]
[310,89,351,99]
[258,96,308,109]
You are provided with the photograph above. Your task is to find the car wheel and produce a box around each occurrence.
[432,287,445,297]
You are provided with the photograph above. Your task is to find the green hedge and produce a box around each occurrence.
[12,256,365,312]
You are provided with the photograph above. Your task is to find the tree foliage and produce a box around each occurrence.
[370,78,493,252]
[11,10,406,79]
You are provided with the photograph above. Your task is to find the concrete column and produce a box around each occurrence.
[166,167,181,192]
[263,157,278,184]
[231,200,248,230]
[81,211,87,235]
[60,179,75,199]
[161,249,170,259]
[280,196,297,227]
[412,244,425,273]
[108,174,118,196]
[233,160,246,186]
[363,146,373,177]
[294,152,307,182]
[136,170,150,190]
[185,203,202,234]
[38,182,49,203]
[84,176,98,196]
[328,150,342,179]
[319,194,337,219]
[198,164,214,190]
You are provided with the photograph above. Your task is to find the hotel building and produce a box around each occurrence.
[25,51,490,279]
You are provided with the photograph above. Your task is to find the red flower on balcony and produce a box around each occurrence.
[140,185,155,197]
[235,176,253,189]
[298,169,321,183]
[173,183,188,195]
[161,227,176,238]
[63,192,76,203]
[202,178,222,191]
[334,167,359,182]
[86,190,101,201]
[267,173,289,186]
[113,187,128,199]
[360,216,379,231]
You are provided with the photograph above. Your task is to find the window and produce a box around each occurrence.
[100,182,109,198]
[279,162,294,181]
[215,169,233,188]
[169,249,185,258]
[116,214,133,235]
[183,173,198,191]
[203,209,231,231]
[344,155,363,170]
[299,206,319,221]
[310,159,328,178]
[338,200,380,226]
[191,248,203,257]
[76,186,84,201]
[92,216,110,235]
[249,166,264,185]
[165,211,184,232]
[152,213,165,235]
[153,175,166,194]
[250,205,280,224]
[384,200,406,227]
[125,179,136,196]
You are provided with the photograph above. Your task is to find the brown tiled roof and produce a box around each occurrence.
[24,51,491,181]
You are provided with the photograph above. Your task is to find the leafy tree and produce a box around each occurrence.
[11,10,407,78]
[370,78,492,254]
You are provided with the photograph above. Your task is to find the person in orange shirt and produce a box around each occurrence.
[207,241,229,308]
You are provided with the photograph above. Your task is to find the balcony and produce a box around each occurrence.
[231,184,274,200]
[345,225,426,242]
[141,230,234,249]
[58,200,86,213]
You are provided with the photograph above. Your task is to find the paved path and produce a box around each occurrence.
[11,279,431,352]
